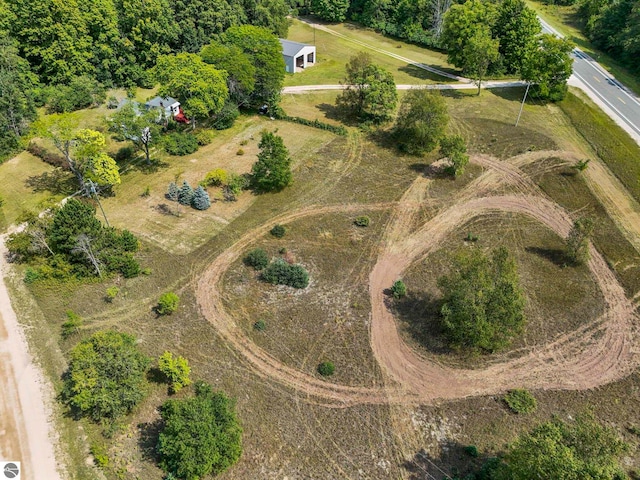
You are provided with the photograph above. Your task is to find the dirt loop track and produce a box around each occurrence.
[196,152,640,407]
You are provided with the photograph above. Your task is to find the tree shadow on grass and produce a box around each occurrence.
[398,64,459,83]
[387,291,452,356]
[404,442,493,480]
[525,246,568,268]
[316,102,363,127]
[138,418,163,463]
[25,168,78,195]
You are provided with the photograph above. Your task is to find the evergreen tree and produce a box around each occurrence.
[251,131,292,192]
[191,185,211,210]
[167,182,179,201]
[178,180,194,205]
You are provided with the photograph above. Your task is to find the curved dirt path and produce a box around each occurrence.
[196,152,640,404]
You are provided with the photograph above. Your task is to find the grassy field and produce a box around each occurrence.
[284,18,457,86]
[0,152,66,231]
[5,61,640,479]
[559,90,640,205]
[526,0,640,96]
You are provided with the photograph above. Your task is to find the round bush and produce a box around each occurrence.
[253,320,266,331]
[203,169,228,187]
[354,216,370,227]
[163,132,199,156]
[158,292,180,315]
[504,389,537,414]
[270,224,286,238]
[317,361,335,377]
[244,248,269,270]
[195,129,215,146]
[261,259,309,289]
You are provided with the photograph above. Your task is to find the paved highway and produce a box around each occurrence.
[539,17,640,144]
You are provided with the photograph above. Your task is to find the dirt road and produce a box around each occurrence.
[0,236,62,480]
[195,152,640,406]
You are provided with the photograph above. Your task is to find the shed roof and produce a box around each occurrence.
[145,96,179,108]
[279,39,313,58]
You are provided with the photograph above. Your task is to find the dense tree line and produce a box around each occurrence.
[580,0,640,73]
[2,0,289,86]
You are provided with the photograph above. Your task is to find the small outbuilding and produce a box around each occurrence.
[279,39,316,73]
[145,96,180,117]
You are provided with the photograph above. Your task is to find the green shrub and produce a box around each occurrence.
[270,224,286,238]
[61,310,83,339]
[317,361,335,376]
[261,259,309,288]
[158,351,192,393]
[244,248,269,270]
[354,215,370,227]
[465,232,479,242]
[163,132,199,156]
[23,268,41,284]
[253,320,266,331]
[391,280,406,298]
[236,148,244,155]
[203,169,228,187]
[464,445,479,458]
[195,129,215,146]
[90,443,110,468]
[504,389,537,414]
[158,292,180,315]
[141,186,151,197]
[276,114,348,136]
[105,286,120,302]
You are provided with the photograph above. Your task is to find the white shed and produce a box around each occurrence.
[279,39,316,73]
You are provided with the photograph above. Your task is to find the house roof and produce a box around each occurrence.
[145,96,179,109]
[279,39,313,58]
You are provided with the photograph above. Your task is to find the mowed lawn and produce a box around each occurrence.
[102,115,336,254]
[284,18,458,86]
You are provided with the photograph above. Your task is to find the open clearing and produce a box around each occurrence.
[5,65,640,476]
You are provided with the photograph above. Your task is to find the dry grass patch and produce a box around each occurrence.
[222,210,389,387]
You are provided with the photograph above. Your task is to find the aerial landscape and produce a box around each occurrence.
[1,0,640,478]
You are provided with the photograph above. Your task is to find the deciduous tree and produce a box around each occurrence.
[155,53,229,128]
[438,246,526,352]
[157,382,242,479]
[200,42,255,106]
[109,102,160,164]
[440,134,469,176]
[462,28,500,95]
[312,0,350,22]
[493,413,628,480]
[158,351,192,393]
[521,34,574,102]
[222,25,285,106]
[493,0,540,74]
[394,88,448,154]
[63,330,150,421]
[441,0,497,68]
[338,53,397,124]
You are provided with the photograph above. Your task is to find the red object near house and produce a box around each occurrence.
[174,107,189,124]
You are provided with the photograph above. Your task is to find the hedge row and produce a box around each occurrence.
[276,115,347,136]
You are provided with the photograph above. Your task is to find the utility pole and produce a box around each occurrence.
[515,82,531,127]
[85,180,111,227]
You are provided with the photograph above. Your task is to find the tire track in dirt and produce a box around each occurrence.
[196,157,640,405]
